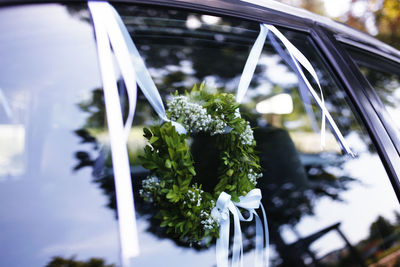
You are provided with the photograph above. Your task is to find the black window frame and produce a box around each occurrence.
[342,43,400,154]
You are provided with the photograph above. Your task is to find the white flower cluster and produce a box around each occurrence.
[248,169,263,186]
[240,122,254,145]
[167,95,227,135]
[200,209,217,230]
[234,108,241,118]
[185,186,203,207]
[212,115,228,135]
[139,175,160,202]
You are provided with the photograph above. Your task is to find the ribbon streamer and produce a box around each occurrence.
[268,34,320,133]
[90,2,354,266]
[88,2,139,266]
[89,2,187,265]
[264,24,327,150]
[108,4,186,135]
[236,25,269,104]
[236,24,354,156]
[212,189,269,267]
[264,24,354,156]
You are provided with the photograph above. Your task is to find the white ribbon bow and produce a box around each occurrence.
[212,189,269,267]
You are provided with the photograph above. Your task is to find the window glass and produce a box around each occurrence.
[104,5,399,267]
[345,46,400,131]
[2,3,400,267]
[0,4,120,266]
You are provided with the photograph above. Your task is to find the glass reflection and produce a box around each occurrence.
[5,3,396,267]
[346,47,400,132]
[0,4,119,266]
[76,4,400,267]
[45,256,116,267]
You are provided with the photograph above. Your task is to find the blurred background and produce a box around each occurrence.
[278,0,400,49]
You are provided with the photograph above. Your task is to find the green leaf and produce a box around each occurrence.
[166,191,176,200]
[188,166,196,175]
[149,136,159,144]
[226,169,234,177]
[165,159,172,169]
[165,136,172,147]
[168,148,175,159]
[142,161,158,170]
[181,178,191,188]
[172,185,179,192]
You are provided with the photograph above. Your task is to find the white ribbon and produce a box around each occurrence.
[268,33,320,133]
[212,189,269,267]
[89,2,187,265]
[265,25,327,150]
[107,3,186,135]
[88,2,139,266]
[236,25,269,104]
[236,24,354,156]
[90,3,354,266]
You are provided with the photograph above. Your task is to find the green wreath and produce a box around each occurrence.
[139,83,262,245]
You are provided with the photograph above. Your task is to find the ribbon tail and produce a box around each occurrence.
[268,33,319,133]
[229,202,244,267]
[110,6,169,122]
[290,56,328,150]
[109,5,188,136]
[88,2,140,265]
[100,5,138,142]
[216,215,230,267]
[254,212,263,267]
[265,23,354,157]
[236,24,269,104]
[260,204,269,267]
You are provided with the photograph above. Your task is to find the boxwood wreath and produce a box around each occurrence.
[139,83,263,246]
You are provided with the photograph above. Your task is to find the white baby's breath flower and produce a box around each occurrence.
[140,175,160,202]
[200,209,217,230]
[239,122,254,145]
[186,185,204,207]
[167,95,228,135]
[248,169,263,186]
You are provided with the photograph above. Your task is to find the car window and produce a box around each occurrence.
[1,3,400,267]
[0,4,120,266]
[345,46,400,132]
[104,4,399,267]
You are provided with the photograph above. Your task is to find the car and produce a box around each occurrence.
[1,0,400,266]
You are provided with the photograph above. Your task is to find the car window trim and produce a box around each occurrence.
[343,44,400,155]
[337,36,400,66]
[345,45,400,76]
